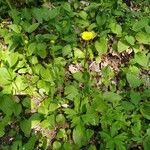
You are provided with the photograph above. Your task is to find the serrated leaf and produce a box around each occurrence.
[73,125,84,147]
[9,24,22,33]
[132,18,149,32]
[27,23,39,33]
[140,102,150,120]
[65,85,79,100]
[126,73,141,88]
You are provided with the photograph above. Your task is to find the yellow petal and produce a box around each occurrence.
[81,31,96,41]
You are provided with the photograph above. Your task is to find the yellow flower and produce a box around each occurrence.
[81,31,96,41]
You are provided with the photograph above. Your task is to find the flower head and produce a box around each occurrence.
[81,31,96,41]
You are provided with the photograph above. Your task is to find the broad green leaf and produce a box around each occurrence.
[117,40,129,53]
[95,38,108,56]
[30,113,42,128]
[27,42,36,56]
[27,23,39,33]
[49,103,58,112]
[14,75,28,91]
[74,48,85,59]
[56,114,66,124]
[37,43,47,58]
[96,14,106,27]
[40,115,55,128]
[40,67,53,82]
[125,35,135,45]
[79,11,88,20]
[135,32,150,44]
[134,52,149,67]
[0,68,15,85]
[53,141,62,150]
[140,102,150,120]
[109,22,122,36]
[6,52,19,67]
[38,98,50,115]
[0,95,15,115]
[20,119,31,136]
[13,103,22,116]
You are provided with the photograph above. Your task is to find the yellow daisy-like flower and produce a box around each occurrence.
[81,31,96,41]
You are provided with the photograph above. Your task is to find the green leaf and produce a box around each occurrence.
[73,124,92,148]
[23,135,37,150]
[74,48,85,59]
[140,102,150,120]
[82,113,99,125]
[47,8,60,20]
[103,92,122,107]
[144,136,150,150]
[40,67,53,82]
[27,42,36,56]
[13,103,22,116]
[38,98,50,115]
[6,52,19,67]
[95,38,108,56]
[9,24,22,33]
[20,119,31,136]
[96,14,106,27]
[126,73,141,88]
[53,141,62,150]
[0,95,15,115]
[125,35,135,45]
[135,32,150,44]
[62,44,72,57]
[27,23,39,33]
[130,91,141,105]
[65,85,79,100]
[109,22,122,36]
[79,11,88,20]
[0,68,15,85]
[132,18,149,32]
[37,43,47,58]
[134,52,149,67]
[40,115,55,128]
[117,40,129,53]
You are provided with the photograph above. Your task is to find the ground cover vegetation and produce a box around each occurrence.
[0,0,150,149]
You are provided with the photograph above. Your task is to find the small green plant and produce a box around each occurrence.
[0,0,150,149]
